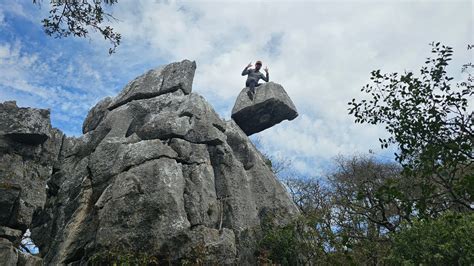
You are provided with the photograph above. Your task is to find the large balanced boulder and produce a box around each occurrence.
[231,82,298,135]
[28,60,299,265]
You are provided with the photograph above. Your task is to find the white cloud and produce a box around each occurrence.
[0,40,116,134]
[105,0,471,174]
[1,0,472,174]
[0,42,48,97]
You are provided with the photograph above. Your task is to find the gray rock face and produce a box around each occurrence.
[17,252,43,266]
[0,123,62,232]
[82,97,112,134]
[0,226,22,243]
[0,238,18,266]
[0,60,298,265]
[0,101,61,265]
[107,60,196,110]
[0,101,52,144]
[231,82,298,135]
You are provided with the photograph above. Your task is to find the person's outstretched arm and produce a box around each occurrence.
[263,66,269,82]
[242,62,252,76]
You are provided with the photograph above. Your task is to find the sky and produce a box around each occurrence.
[0,0,472,177]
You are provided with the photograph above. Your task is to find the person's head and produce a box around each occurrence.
[255,60,262,70]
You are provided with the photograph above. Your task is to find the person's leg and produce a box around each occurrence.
[250,83,263,99]
[246,80,256,100]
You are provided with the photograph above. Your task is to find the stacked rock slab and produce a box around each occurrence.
[0,101,62,265]
[231,82,298,135]
[28,60,299,265]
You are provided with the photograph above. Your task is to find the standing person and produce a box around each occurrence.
[241,60,269,100]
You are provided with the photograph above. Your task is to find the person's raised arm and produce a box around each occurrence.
[242,62,252,76]
[263,66,269,82]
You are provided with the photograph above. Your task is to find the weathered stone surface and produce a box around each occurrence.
[185,226,236,264]
[17,252,43,266]
[10,60,299,265]
[0,226,22,243]
[107,60,196,110]
[0,238,18,266]
[0,101,61,236]
[161,59,197,95]
[212,120,300,261]
[0,184,21,226]
[135,94,227,145]
[0,144,60,231]
[82,97,112,134]
[0,236,44,266]
[0,155,50,231]
[0,101,52,145]
[231,82,298,135]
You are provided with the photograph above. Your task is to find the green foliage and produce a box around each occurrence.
[259,219,302,265]
[33,0,121,54]
[259,213,339,266]
[263,155,273,169]
[262,159,397,265]
[330,156,410,233]
[260,43,473,265]
[261,161,472,265]
[388,212,474,265]
[348,43,473,212]
[328,156,401,264]
[258,213,393,265]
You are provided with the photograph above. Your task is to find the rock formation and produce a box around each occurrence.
[0,101,62,265]
[231,82,298,136]
[0,60,299,265]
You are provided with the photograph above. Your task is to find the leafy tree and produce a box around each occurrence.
[348,43,473,213]
[259,218,305,265]
[259,43,473,264]
[33,0,121,54]
[388,212,474,265]
[330,155,411,233]
[261,156,404,265]
[261,155,474,265]
[328,156,402,265]
[282,176,329,214]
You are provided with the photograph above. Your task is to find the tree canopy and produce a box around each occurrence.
[349,43,473,213]
[33,0,121,54]
[259,43,473,265]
